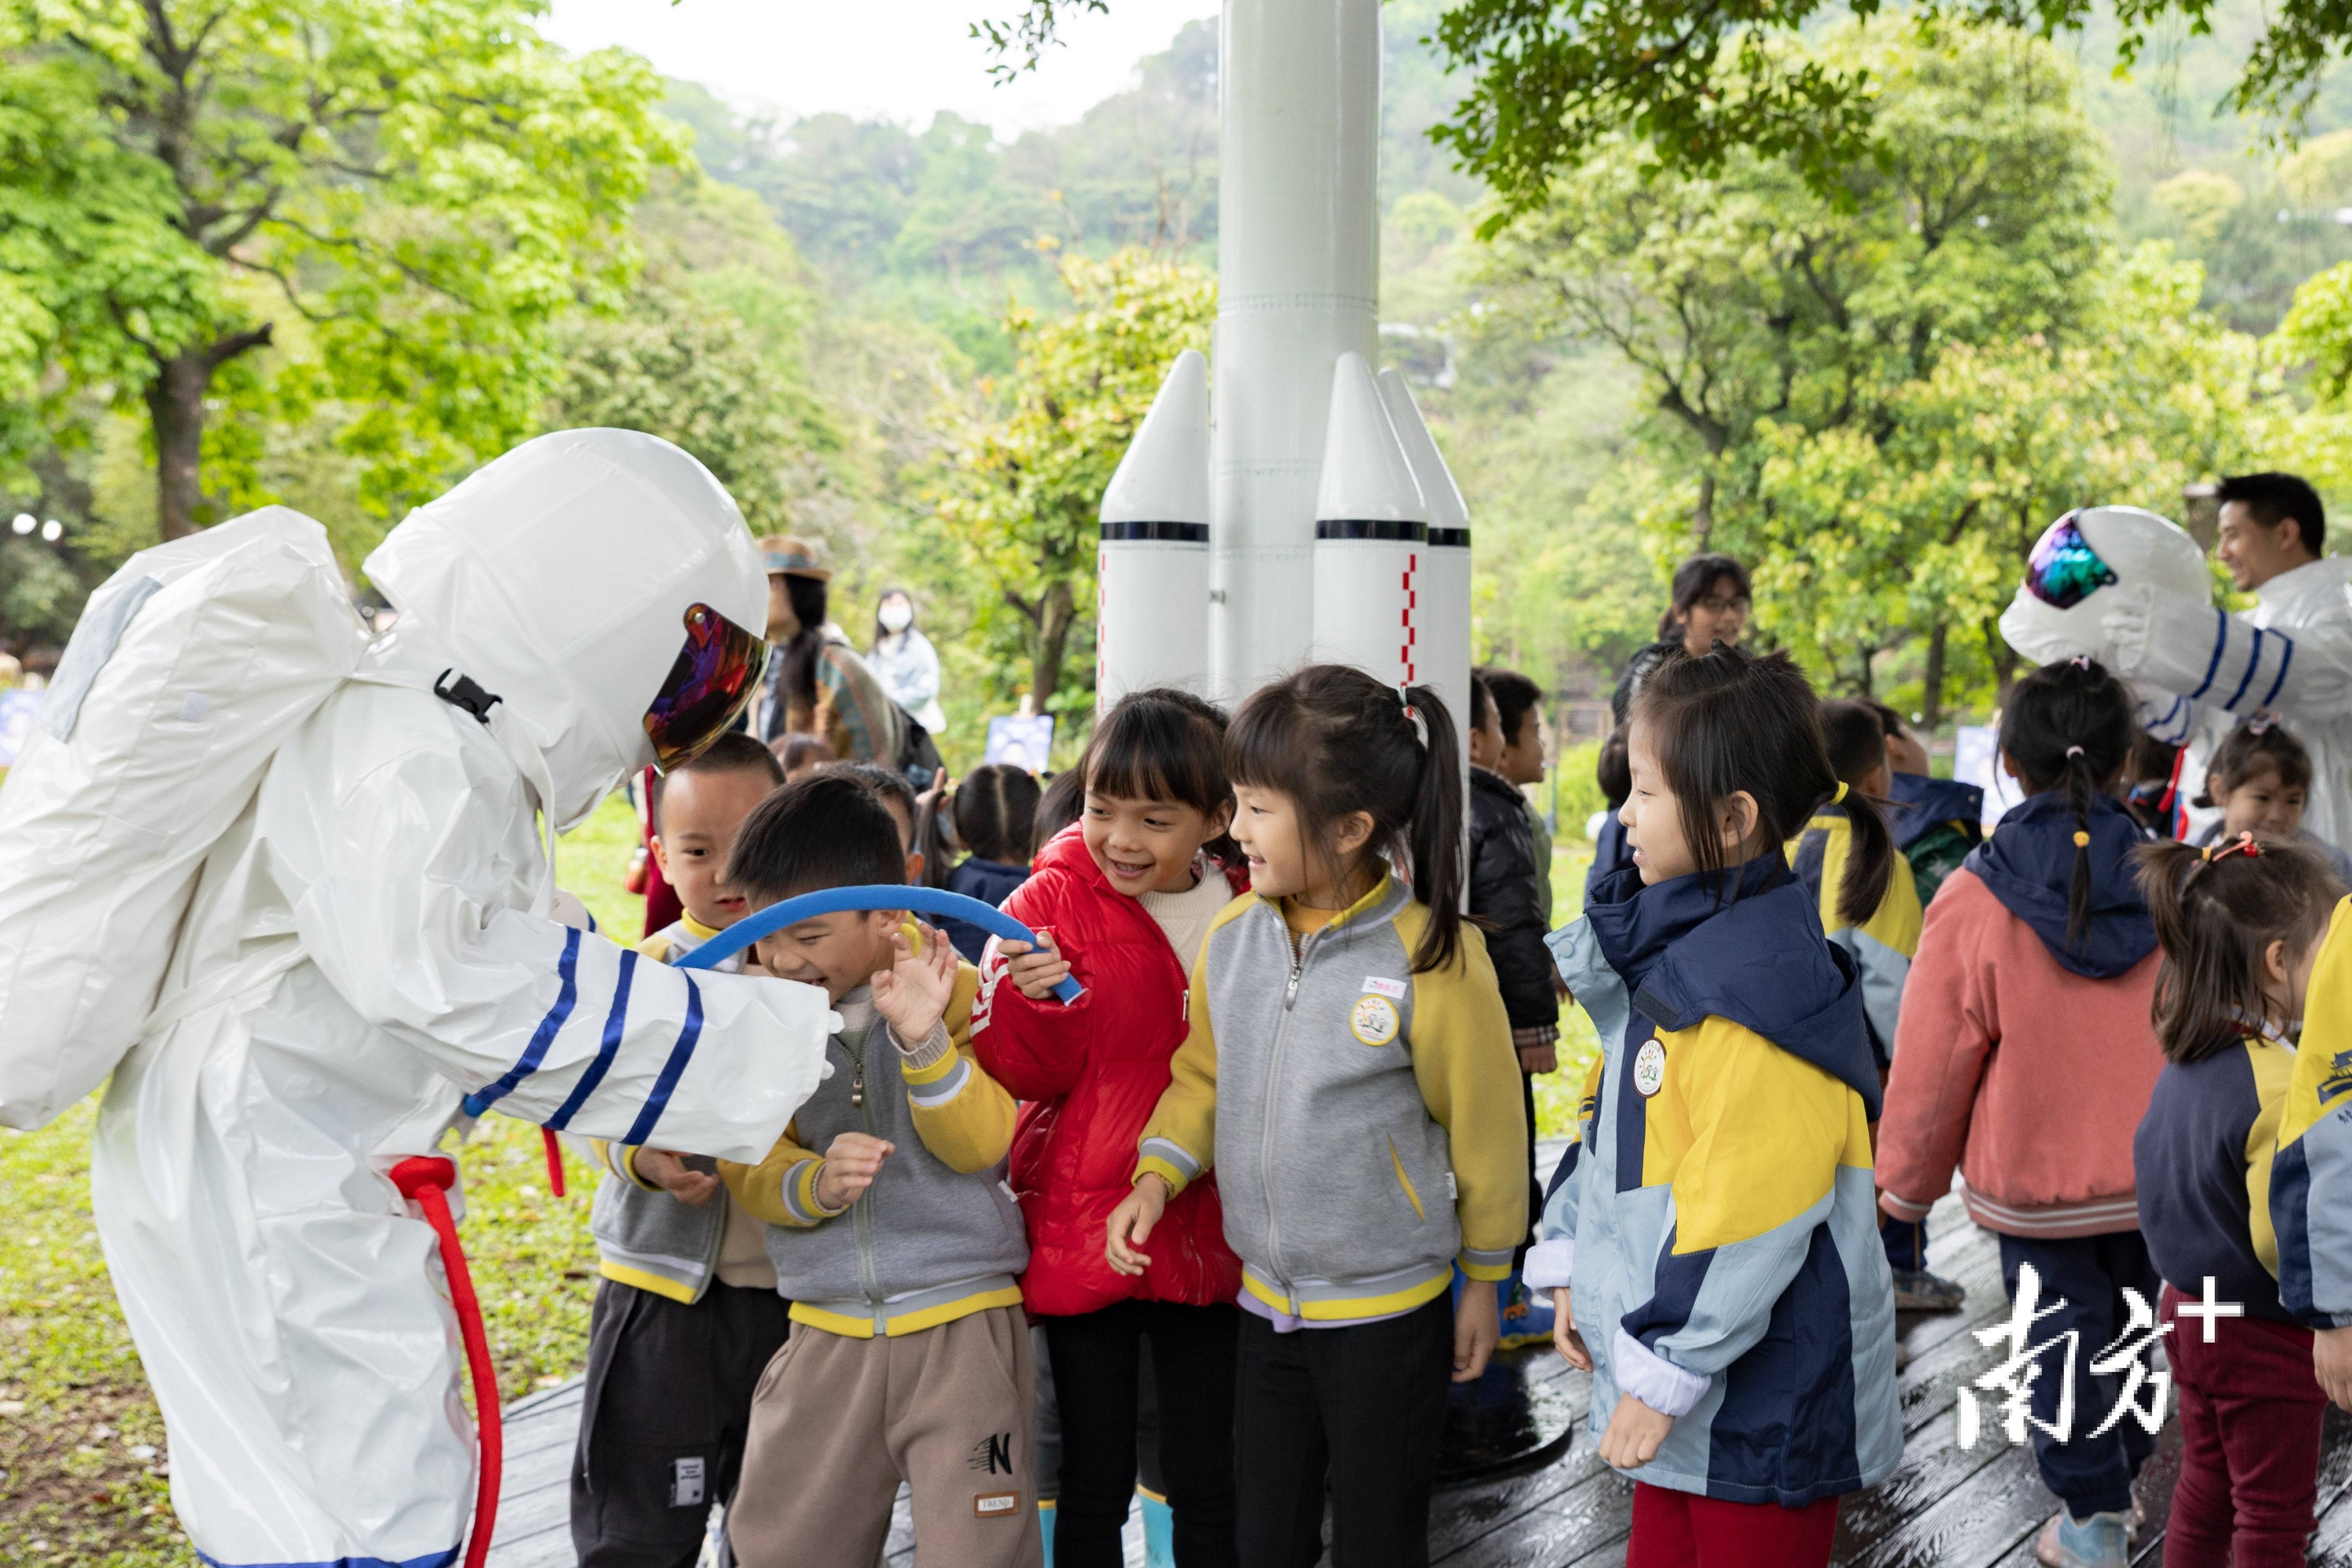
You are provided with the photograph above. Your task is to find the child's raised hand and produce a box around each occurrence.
[1597,1394,1675,1470]
[633,1148,719,1207]
[814,1132,894,1212]
[1551,1288,1590,1370]
[995,929,1072,1000]
[2318,1325,2352,1412]
[873,921,956,1045]
[1105,1173,1169,1276]
[1454,1276,1500,1382]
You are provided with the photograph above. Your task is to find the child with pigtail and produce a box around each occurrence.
[2133,832,2342,1568]
[1876,656,2167,1568]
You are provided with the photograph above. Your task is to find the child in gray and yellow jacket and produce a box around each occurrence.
[570,732,786,1568]
[1105,665,1526,1568]
[715,772,1041,1568]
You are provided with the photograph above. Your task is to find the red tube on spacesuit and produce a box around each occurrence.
[542,1127,567,1198]
[390,1156,503,1568]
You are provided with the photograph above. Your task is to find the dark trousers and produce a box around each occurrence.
[1042,1300,1238,1568]
[571,1278,791,1568]
[1882,1211,1929,1272]
[1233,1294,1453,1568]
[1518,1068,1541,1268]
[1993,1232,2161,1519]
[2159,1284,2328,1568]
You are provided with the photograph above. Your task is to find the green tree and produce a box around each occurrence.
[936,249,1213,715]
[1,0,683,540]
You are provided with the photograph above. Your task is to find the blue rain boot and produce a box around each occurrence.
[1139,1488,1174,1568]
[1038,1499,1055,1562]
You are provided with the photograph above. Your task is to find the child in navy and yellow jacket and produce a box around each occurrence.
[1529,648,1899,1568]
[711,772,1040,1568]
[2136,833,2341,1568]
[1103,664,1527,1568]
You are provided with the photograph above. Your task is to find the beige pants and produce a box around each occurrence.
[727,1305,1043,1568]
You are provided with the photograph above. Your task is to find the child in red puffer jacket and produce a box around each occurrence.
[977,688,1248,1568]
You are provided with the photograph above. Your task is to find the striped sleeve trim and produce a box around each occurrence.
[1138,1137,1200,1182]
[1460,1245,1516,1283]
[906,1054,973,1109]
[896,1023,959,1078]
[1879,1190,1936,1223]
[777,1158,842,1226]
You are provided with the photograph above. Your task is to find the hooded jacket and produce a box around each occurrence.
[1469,766,1560,1033]
[1786,807,1920,1066]
[2136,1031,2297,1323]
[972,828,1247,1317]
[1528,856,1900,1508]
[1884,772,1983,908]
[1133,874,1528,1323]
[1877,792,2164,1239]
[2272,896,2352,1329]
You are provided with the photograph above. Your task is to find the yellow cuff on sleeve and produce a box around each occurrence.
[1459,1253,1514,1283]
[900,1046,961,1086]
[1135,1157,1192,1198]
[619,1145,664,1193]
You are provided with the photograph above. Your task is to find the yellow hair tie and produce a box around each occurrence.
[2073,830,2091,848]
[1832,781,1848,804]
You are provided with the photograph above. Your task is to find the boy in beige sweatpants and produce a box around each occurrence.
[715,773,1042,1568]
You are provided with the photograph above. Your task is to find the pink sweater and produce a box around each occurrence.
[1877,867,2164,1239]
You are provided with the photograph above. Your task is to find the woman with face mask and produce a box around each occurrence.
[870,586,947,734]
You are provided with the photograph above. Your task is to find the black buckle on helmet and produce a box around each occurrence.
[433,668,503,725]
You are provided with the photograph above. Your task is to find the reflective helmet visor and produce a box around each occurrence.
[2024,513,2120,611]
[643,602,768,773]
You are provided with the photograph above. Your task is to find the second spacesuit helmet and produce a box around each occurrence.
[363,428,769,829]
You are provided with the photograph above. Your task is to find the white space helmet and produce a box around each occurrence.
[365,429,768,829]
[1999,505,2208,669]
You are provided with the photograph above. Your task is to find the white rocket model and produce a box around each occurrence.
[1093,0,1473,729]
[1097,348,1212,704]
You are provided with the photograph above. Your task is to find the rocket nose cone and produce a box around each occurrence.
[1315,352,1426,524]
[1377,368,1468,531]
[1101,348,1212,526]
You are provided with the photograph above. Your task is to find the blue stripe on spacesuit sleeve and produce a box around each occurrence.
[2225,627,2265,711]
[545,947,637,1131]
[461,926,581,1118]
[620,974,703,1147]
[196,1547,459,1568]
[2190,608,2227,700]
[2264,633,2296,710]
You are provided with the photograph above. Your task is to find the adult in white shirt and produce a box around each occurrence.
[868,586,947,734]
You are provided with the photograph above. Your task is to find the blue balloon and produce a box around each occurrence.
[672,884,1082,1003]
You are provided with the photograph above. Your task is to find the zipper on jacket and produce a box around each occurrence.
[841,1027,887,1332]
[1263,917,1329,1290]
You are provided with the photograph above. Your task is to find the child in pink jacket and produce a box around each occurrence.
[1876,658,2165,1568]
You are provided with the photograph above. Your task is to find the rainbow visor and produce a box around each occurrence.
[2024,514,2120,611]
[643,603,768,773]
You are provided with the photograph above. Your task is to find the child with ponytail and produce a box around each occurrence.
[1530,647,1899,1568]
[1876,657,2166,1568]
[1103,665,1525,1568]
[2134,834,2341,1568]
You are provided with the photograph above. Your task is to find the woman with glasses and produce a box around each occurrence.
[1609,554,1752,725]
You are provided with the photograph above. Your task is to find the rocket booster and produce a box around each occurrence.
[1379,368,1471,743]
[1097,348,1212,705]
[1311,352,1426,689]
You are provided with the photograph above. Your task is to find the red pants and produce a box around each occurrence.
[2159,1285,2327,1568]
[1626,1481,1839,1568]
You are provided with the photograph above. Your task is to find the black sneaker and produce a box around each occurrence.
[1891,1267,1966,1312]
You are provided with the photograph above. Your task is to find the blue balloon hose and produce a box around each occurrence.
[672,884,1082,1003]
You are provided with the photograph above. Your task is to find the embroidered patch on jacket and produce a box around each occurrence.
[1351,994,1401,1045]
[1633,1038,1667,1097]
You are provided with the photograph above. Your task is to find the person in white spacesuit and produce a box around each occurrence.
[86,430,837,1568]
[2003,475,2352,851]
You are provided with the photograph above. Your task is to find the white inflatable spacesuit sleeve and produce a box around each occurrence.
[2100,580,2352,725]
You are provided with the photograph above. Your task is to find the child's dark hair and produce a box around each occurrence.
[776,574,832,713]
[828,760,919,847]
[954,765,1042,865]
[650,729,783,833]
[1467,674,1497,736]
[1596,732,1631,811]
[1227,663,1466,972]
[1479,667,1545,749]
[1035,769,1085,844]
[2193,718,2313,809]
[727,772,906,905]
[1819,700,1888,789]
[2134,837,2340,1061]
[1633,647,1893,927]
[1999,657,2135,946]
[1084,687,1237,864]
[1863,699,1909,744]
[773,731,836,775]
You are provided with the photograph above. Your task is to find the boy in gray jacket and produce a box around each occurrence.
[570,732,786,1568]
[715,772,1040,1568]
